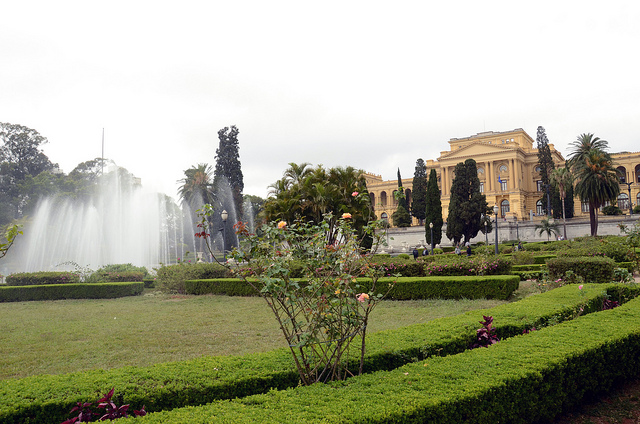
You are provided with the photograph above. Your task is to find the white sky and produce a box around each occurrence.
[2,1,639,199]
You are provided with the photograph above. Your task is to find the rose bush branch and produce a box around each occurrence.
[196,206,394,385]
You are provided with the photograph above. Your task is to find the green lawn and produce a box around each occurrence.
[0,290,510,380]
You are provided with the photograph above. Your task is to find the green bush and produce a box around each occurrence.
[533,254,556,264]
[547,256,616,284]
[5,271,80,286]
[186,275,520,300]
[602,205,623,215]
[128,296,640,423]
[423,255,511,276]
[0,282,143,302]
[397,253,411,260]
[510,251,534,265]
[89,271,145,282]
[368,256,425,277]
[2,283,636,424]
[155,263,231,293]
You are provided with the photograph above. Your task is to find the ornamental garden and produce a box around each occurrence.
[1,216,640,423]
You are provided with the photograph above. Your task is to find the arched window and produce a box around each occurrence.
[499,165,508,173]
[369,193,375,210]
[380,191,387,207]
[636,164,640,183]
[392,190,398,206]
[617,166,627,183]
[380,212,388,221]
[500,200,510,218]
[405,188,412,207]
[582,202,590,213]
[618,193,630,210]
[536,200,544,216]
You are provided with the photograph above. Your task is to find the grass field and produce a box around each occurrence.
[0,290,508,380]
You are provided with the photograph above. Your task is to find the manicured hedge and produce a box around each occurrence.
[133,296,640,423]
[185,276,520,300]
[0,282,144,302]
[1,283,637,424]
[5,271,80,286]
[547,256,616,284]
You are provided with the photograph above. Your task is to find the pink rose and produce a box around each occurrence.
[277,221,287,229]
[357,293,369,302]
[342,213,352,219]
[352,191,359,197]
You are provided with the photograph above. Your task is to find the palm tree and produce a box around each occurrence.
[550,167,573,240]
[572,149,620,236]
[568,133,611,169]
[535,218,559,241]
[177,164,214,211]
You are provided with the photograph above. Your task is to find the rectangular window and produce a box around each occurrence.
[536,180,543,192]
[500,180,508,191]
[479,182,484,193]
[581,202,590,213]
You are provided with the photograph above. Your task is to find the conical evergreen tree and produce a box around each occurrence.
[213,125,244,217]
[425,168,443,246]
[392,168,412,227]
[445,159,488,244]
[411,159,427,224]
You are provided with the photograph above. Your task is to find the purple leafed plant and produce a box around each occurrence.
[470,315,500,349]
[61,388,146,423]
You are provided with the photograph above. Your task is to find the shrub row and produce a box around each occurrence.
[0,282,144,303]
[89,271,145,282]
[133,296,640,423]
[1,283,637,423]
[5,271,80,286]
[547,256,616,284]
[154,263,231,293]
[422,255,512,276]
[185,275,521,301]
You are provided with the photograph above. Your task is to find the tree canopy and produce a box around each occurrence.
[536,126,555,215]
[264,163,374,246]
[392,168,412,228]
[445,159,489,245]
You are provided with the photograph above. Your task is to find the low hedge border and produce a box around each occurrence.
[547,256,616,284]
[0,282,144,302]
[5,271,80,286]
[134,295,640,423]
[185,275,520,300]
[1,283,637,423]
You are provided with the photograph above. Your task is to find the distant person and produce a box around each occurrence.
[455,244,461,255]
[466,242,471,256]
[413,247,419,260]
[518,241,523,251]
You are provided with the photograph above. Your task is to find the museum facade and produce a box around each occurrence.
[365,128,640,226]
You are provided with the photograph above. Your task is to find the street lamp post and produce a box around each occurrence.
[543,183,552,217]
[515,216,519,241]
[429,222,434,255]
[221,209,228,261]
[493,204,499,255]
[624,182,633,215]
[484,220,488,245]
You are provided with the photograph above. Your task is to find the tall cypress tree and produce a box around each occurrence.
[213,125,244,217]
[411,159,427,224]
[392,168,412,227]
[425,168,443,246]
[536,126,555,215]
[445,159,488,244]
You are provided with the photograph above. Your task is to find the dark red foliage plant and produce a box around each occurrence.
[61,388,146,423]
[470,315,500,349]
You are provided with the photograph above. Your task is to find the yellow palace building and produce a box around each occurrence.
[365,128,640,226]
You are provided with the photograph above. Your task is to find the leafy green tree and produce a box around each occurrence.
[213,125,244,217]
[550,167,573,239]
[0,224,22,259]
[445,159,488,245]
[424,168,443,246]
[0,123,57,223]
[536,126,555,215]
[410,159,427,224]
[392,168,412,227]
[264,163,374,247]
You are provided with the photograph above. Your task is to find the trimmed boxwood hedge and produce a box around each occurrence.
[185,275,520,300]
[0,282,144,302]
[5,271,80,286]
[547,256,616,284]
[1,283,637,424]
[133,295,640,423]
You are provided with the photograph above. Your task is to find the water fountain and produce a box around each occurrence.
[8,168,196,273]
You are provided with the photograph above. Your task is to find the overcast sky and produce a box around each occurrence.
[2,1,639,200]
